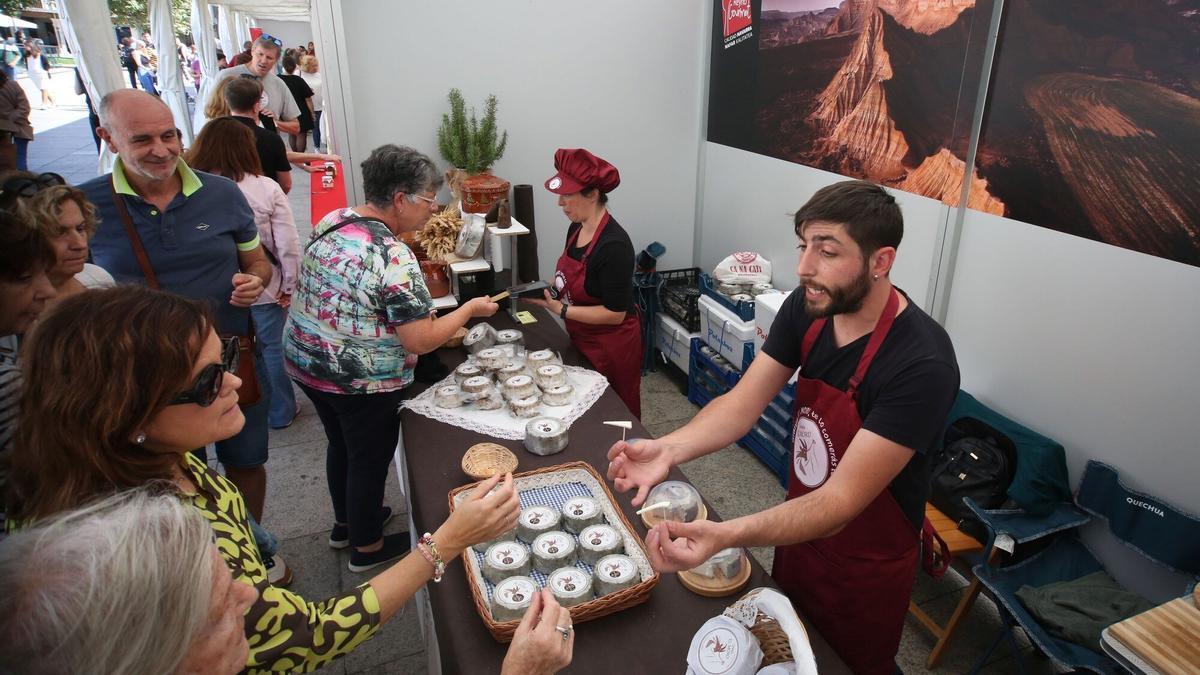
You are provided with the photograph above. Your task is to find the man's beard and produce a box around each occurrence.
[803,266,872,318]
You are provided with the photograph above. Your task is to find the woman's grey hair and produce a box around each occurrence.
[0,486,215,675]
[361,144,443,209]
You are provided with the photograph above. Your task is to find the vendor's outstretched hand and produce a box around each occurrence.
[645,520,724,573]
[606,438,671,507]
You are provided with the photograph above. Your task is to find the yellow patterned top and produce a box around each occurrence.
[182,453,382,673]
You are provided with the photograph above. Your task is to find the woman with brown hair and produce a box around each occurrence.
[10,177,115,306]
[4,287,568,675]
[186,118,301,429]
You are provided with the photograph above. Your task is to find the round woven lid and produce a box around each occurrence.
[462,443,518,479]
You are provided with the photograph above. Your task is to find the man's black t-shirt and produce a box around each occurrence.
[279,74,314,132]
[564,215,635,313]
[231,115,291,185]
[761,288,960,531]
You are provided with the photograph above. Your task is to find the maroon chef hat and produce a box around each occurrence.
[544,148,620,195]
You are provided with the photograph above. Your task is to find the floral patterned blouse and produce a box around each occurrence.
[284,208,433,395]
[182,453,381,672]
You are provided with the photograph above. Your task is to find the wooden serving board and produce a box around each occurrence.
[678,553,751,598]
[1107,596,1200,675]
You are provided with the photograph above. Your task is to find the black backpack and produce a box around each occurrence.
[929,417,1018,542]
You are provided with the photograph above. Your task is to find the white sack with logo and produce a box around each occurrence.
[686,615,764,675]
[713,252,772,286]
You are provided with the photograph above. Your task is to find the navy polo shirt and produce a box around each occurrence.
[82,158,261,335]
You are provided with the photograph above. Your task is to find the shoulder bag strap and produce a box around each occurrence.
[110,176,160,289]
[304,215,385,252]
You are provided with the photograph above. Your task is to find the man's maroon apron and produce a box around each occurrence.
[771,289,917,675]
[553,213,642,418]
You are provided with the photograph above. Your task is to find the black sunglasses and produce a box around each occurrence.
[169,337,239,407]
[1,172,66,199]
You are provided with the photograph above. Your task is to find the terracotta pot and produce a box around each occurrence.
[462,173,511,214]
[421,260,450,298]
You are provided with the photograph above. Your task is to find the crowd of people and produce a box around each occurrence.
[0,30,572,674]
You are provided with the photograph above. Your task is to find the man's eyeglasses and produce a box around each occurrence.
[258,34,283,47]
[169,337,239,407]
[0,172,65,199]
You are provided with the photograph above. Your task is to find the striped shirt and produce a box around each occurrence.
[0,335,21,504]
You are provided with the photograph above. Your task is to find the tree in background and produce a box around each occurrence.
[108,0,194,42]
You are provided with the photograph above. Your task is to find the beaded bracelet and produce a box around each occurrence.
[419,533,446,583]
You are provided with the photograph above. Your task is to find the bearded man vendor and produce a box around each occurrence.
[524,148,643,418]
[606,180,959,674]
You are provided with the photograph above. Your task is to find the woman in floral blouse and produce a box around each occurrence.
[6,287,571,675]
[286,144,499,572]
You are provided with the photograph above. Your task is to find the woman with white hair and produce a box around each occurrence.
[0,487,259,675]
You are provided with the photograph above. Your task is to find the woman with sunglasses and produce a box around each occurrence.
[3,286,568,675]
[12,177,115,307]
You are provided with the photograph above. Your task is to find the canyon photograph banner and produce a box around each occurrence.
[709,0,1200,268]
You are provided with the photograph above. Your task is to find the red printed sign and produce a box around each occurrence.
[722,0,752,38]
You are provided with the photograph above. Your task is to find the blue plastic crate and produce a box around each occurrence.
[687,340,740,407]
[739,426,790,487]
[700,273,755,322]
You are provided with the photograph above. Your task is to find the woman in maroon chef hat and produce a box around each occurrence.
[525,148,643,418]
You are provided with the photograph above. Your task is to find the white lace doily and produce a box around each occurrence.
[402,365,609,439]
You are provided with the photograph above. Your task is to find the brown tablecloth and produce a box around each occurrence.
[400,307,850,674]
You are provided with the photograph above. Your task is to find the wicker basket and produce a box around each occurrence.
[442,327,468,350]
[461,443,518,479]
[448,461,661,642]
[748,612,793,666]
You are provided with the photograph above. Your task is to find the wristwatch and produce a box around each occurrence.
[560,302,569,320]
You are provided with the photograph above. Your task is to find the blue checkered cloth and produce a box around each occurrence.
[474,481,608,602]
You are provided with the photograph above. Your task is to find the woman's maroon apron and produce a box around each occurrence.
[771,289,918,675]
[553,213,643,418]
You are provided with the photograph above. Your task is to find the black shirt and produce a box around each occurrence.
[761,289,960,531]
[564,215,635,313]
[231,115,291,185]
[279,74,314,132]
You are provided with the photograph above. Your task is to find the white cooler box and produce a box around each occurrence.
[754,291,797,384]
[699,294,756,371]
[656,313,698,373]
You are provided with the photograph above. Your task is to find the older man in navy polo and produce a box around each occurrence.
[82,90,292,584]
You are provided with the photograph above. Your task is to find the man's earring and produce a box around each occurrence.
[134,432,147,445]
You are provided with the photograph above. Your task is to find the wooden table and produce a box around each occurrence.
[396,307,851,674]
[1101,594,1200,675]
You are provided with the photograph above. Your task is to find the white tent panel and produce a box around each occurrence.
[191,0,220,132]
[58,0,128,173]
[150,0,193,144]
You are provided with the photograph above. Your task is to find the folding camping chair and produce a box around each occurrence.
[966,460,1200,673]
[909,390,1074,667]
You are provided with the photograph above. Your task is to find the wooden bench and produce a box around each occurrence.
[909,503,988,668]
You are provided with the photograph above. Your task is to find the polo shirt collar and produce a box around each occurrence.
[112,157,203,198]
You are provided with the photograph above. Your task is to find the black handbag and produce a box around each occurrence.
[929,417,1018,541]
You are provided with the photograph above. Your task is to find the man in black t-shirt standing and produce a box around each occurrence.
[224,77,293,193]
[606,180,959,674]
